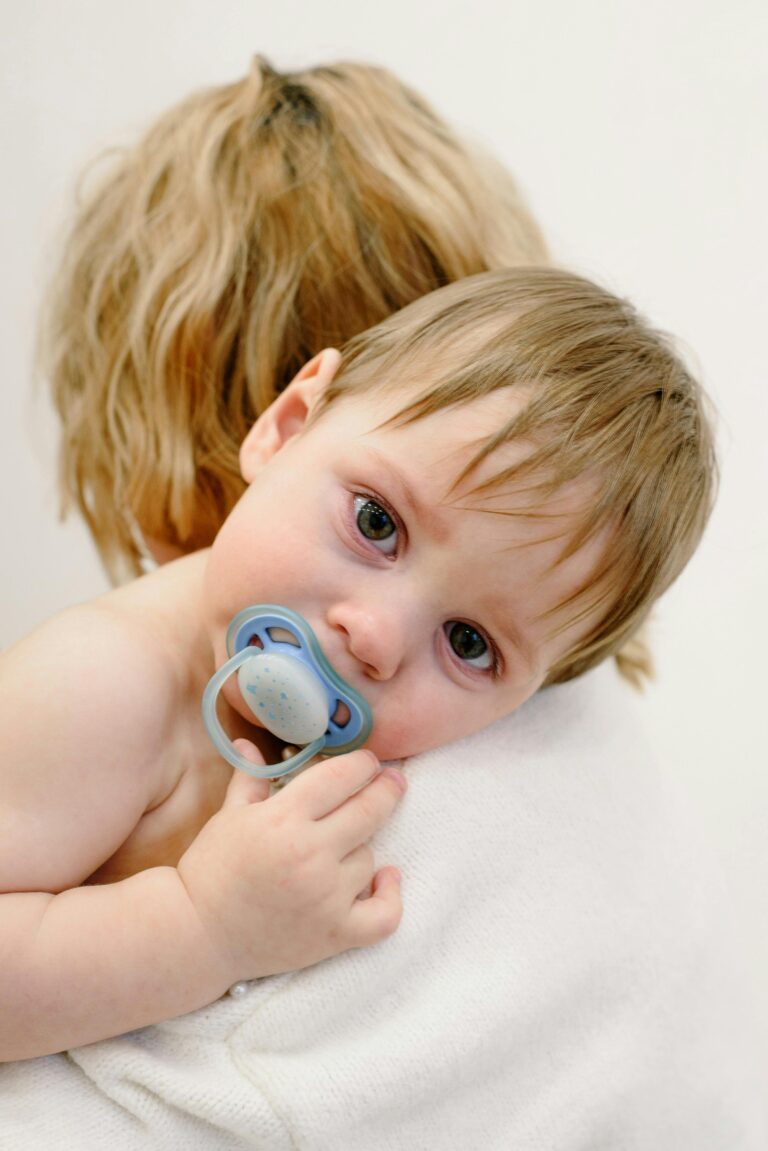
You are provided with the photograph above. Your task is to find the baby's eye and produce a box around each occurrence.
[354,496,398,555]
[445,621,494,670]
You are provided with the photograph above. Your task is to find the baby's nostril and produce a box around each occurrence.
[331,700,351,728]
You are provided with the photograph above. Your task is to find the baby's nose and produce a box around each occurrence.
[326,600,406,681]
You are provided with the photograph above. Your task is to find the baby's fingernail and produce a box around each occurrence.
[383,767,407,792]
[232,739,262,764]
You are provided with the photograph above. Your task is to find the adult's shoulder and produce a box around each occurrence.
[29,662,762,1150]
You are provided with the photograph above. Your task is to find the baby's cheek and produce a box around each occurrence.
[365,704,438,762]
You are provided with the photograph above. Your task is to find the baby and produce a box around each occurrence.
[0,267,715,1063]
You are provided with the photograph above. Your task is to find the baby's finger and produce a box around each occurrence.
[340,843,375,898]
[345,867,403,948]
[322,767,407,857]
[277,749,383,820]
[220,741,272,808]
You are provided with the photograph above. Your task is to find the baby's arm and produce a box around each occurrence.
[0,610,405,1061]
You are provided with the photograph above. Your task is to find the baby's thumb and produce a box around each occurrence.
[221,740,272,807]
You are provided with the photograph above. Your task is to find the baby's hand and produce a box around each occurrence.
[177,747,406,984]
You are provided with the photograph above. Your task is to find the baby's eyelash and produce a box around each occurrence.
[349,489,406,556]
[445,621,504,679]
[486,638,504,679]
[478,637,504,680]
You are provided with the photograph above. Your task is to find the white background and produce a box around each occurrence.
[1,2,766,977]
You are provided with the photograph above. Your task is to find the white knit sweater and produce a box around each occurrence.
[1,663,763,1149]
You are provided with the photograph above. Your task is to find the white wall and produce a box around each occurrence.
[1,1,766,970]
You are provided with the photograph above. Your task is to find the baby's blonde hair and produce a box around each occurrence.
[40,56,547,582]
[317,268,717,687]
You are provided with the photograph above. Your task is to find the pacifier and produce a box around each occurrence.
[202,605,373,780]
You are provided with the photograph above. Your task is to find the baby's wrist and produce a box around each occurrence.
[166,866,241,996]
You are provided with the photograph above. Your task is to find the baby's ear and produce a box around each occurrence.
[239,349,342,482]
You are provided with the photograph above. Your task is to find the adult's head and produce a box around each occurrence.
[41,56,547,581]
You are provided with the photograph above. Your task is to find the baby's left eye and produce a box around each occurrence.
[354,496,398,555]
[444,621,494,670]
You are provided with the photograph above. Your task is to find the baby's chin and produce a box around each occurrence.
[366,709,506,763]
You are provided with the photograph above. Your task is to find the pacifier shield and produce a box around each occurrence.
[237,651,329,744]
[202,604,373,779]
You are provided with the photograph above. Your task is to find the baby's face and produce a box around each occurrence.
[204,385,608,761]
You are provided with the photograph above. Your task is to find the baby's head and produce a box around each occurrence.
[205,267,716,762]
[41,55,546,581]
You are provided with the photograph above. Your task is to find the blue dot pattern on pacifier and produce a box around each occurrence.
[236,649,329,744]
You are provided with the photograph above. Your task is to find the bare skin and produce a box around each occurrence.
[0,554,405,1061]
[0,353,608,1063]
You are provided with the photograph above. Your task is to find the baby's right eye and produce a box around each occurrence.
[354,496,398,556]
[444,621,495,671]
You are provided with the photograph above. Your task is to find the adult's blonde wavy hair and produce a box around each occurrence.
[315,268,718,687]
[40,55,547,583]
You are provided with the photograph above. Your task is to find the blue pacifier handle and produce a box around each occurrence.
[202,606,373,780]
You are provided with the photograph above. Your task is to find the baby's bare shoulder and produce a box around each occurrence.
[0,599,182,892]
